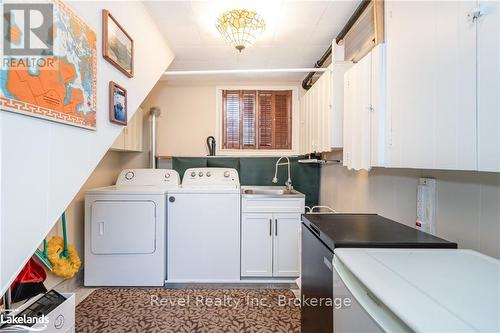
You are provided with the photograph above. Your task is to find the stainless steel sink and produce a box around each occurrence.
[241,186,304,198]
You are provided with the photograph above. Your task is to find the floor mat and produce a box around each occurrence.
[76,288,300,333]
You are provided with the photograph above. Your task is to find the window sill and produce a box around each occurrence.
[215,149,299,157]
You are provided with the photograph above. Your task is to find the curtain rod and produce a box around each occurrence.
[163,68,329,76]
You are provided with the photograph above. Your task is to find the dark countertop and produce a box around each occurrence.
[302,213,458,251]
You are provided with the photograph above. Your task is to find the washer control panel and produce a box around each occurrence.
[182,168,240,188]
[116,169,180,187]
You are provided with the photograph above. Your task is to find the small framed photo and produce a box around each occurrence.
[102,9,134,78]
[109,81,127,125]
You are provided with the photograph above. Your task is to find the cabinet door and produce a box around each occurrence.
[370,44,386,167]
[343,67,354,167]
[385,1,477,170]
[331,62,352,149]
[241,213,273,277]
[110,130,125,150]
[299,95,307,154]
[310,82,319,152]
[133,107,144,151]
[124,108,144,152]
[272,213,300,277]
[123,118,135,151]
[301,90,312,154]
[343,52,372,170]
[478,1,500,171]
[316,67,331,153]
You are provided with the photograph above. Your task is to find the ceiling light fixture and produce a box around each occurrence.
[216,9,266,52]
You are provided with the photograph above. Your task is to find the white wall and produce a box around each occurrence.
[320,152,500,259]
[142,81,302,157]
[0,1,175,295]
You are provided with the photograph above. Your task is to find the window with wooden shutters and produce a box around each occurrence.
[222,90,292,150]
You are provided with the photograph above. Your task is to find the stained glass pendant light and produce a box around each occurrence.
[216,9,266,52]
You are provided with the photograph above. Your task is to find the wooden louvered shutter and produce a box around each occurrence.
[258,91,273,149]
[242,91,256,149]
[273,91,292,149]
[223,90,240,149]
[258,91,292,149]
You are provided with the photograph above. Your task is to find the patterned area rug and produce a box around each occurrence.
[76,288,300,332]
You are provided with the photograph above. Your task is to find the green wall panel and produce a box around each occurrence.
[172,156,320,207]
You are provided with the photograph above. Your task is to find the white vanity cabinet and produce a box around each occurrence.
[241,197,305,278]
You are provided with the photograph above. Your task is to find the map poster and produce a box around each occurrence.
[1,0,97,130]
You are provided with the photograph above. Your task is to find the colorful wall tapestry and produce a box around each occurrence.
[1,0,97,130]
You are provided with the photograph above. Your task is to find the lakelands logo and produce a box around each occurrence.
[3,2,54,56]
[0,310,49,332]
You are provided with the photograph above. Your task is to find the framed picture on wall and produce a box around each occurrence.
[109,81,127,125]
[102,9,134,78]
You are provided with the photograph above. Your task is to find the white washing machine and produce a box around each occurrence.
[167,168,241,282]
[84,168,180,286]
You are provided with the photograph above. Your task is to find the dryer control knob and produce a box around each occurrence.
[206,172,211,177]
[165,173,171,179]
[190,171,196,178]
[125,171,134,180]
[198,171,204,177]
[224,171,230,178]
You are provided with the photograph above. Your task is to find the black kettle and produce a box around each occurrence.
[206,136,216,156]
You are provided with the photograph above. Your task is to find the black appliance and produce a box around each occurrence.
[301,213,457,333]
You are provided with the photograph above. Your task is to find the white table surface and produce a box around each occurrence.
[334,248,500,332]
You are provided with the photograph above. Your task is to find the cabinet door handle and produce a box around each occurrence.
[269,219,272,236]
[309,223,321,237]
[275,219,278,236]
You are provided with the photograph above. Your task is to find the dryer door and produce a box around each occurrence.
[91,200,156,254]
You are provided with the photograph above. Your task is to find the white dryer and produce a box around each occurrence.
[167,168,241,282]
[84,168,180,286]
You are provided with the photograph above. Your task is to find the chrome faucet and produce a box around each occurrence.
[272,156,293,191]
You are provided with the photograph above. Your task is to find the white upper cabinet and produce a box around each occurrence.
[477,1,500,172]
[385,1,478,170]
[300,65,331,154]
[299,41,353,154]
[111,107,144,152]
[343,44,386,171]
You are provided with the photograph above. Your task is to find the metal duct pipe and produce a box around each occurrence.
[301,45,332,90]
[301,0,371,90]
[335,0,372,45]
[149,107,161,169]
